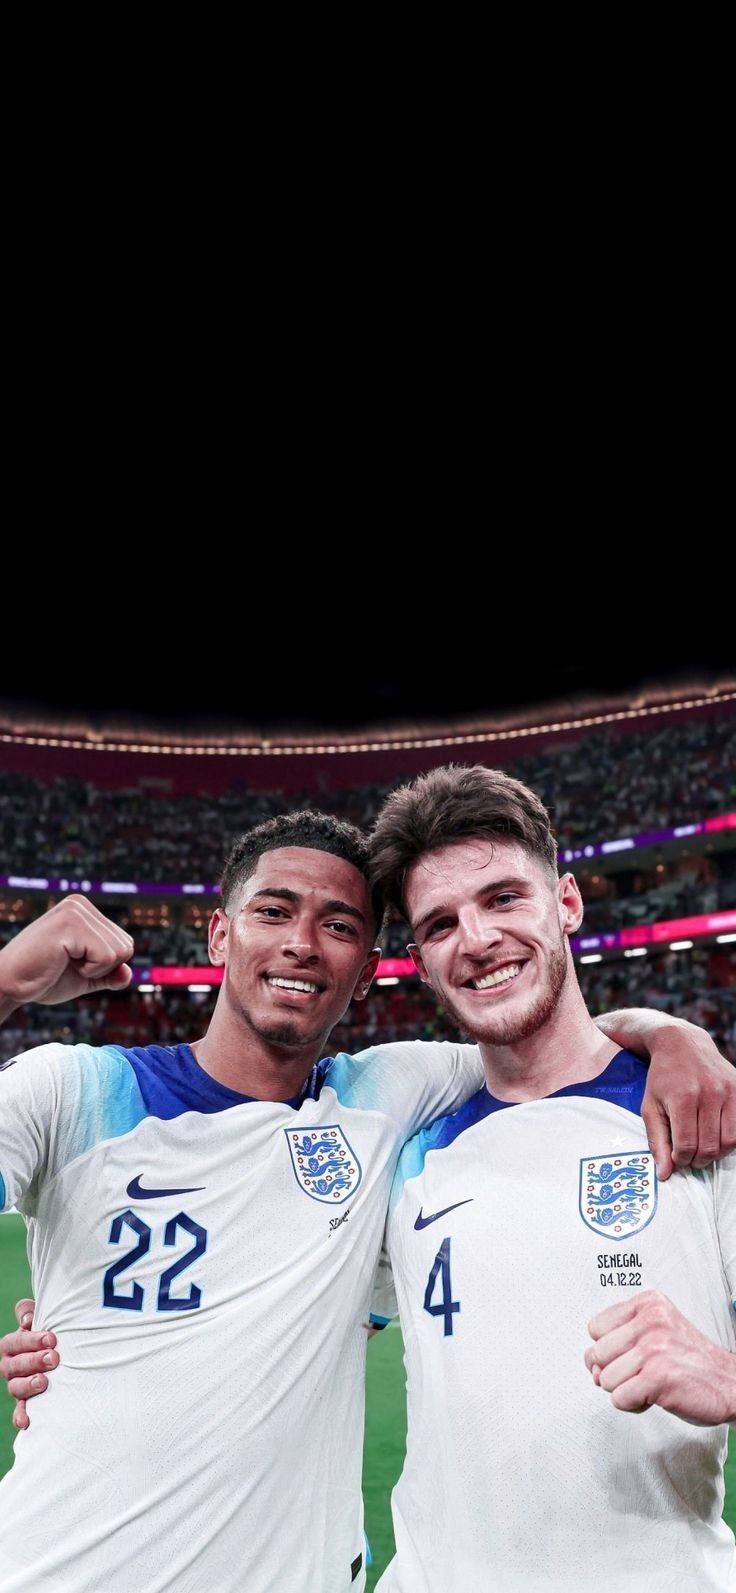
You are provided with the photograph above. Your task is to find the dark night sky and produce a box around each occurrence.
[3,556,732,732]
[2,643,732,734]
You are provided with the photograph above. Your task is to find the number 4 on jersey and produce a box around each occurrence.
[423,1236,460,1336]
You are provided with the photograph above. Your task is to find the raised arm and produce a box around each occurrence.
[0,897,134,1023]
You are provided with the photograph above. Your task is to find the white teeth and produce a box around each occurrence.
[473,964,522,990]
[268,977,320,994]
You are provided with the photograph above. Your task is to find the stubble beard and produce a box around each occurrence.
[443,938,570,1047]
[239,997,327,1054]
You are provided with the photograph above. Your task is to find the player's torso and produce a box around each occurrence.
[33,1090,394,1337]
[3,1080,397,1593]
[383,1081,736,1592]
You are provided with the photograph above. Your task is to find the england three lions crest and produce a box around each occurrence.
[285,1125,362,1205]
[580,1152,657,1238]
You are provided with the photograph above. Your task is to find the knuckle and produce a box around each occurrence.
[637,1289,659,1308]
[670,1086,700,1108]
[638,1290,668,1326]
[693,1148,719,1167]
[672,1127,699,1146]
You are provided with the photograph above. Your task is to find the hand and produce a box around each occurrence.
[643,1019,736,1179]
[0,1299,57,1431]
[585,1289,736,1425]
[596,1010,736,1178]
[0,897,134,1016]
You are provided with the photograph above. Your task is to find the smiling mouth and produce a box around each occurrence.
[265,975,324,996]
[465,962,525,992]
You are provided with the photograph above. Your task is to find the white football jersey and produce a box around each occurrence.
[378,1050,736,1592]
[0,1037,482,1593]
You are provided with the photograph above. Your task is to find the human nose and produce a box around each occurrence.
[281,916,319,964]
[457,907,502,960]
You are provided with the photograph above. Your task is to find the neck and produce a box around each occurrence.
[191,996,326,1101]
[478,983,619,1102]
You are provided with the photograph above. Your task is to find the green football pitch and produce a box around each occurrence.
[1,1214,734,1591]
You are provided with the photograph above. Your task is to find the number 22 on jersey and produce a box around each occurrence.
[103,1207,207,1313]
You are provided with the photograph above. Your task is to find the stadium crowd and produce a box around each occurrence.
[1,712,734,883]
[1,707,734,1063]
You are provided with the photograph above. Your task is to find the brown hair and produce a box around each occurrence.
[368,764,558,914]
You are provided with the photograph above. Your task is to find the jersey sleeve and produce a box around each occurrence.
[335,1040,484,1140]
[368,1242,398,1328]
[0,1042,145,1216]
[0,1045,65,1214]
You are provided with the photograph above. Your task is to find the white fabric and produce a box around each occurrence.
[0,1038,482,1593]
[378,1061,736,1591]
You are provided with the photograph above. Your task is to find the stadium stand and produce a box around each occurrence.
[1,700,734,1061]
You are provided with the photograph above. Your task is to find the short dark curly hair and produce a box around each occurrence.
[220,810,385,939]
[368,764,559,915]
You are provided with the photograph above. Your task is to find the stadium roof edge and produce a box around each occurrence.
[1,682,734,759]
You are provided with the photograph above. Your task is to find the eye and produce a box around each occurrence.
[494,892,519,907]
[326,918,357,937]
[425,917,453,939]
[255,906,288,920]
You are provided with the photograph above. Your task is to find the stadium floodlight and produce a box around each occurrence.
[624,948,647,958]
[580,954,602,964]
[669,940,694,951]
[717,933,736,944]
[376,976,400,986]
[138,984,155,993]
[187,984,213,993]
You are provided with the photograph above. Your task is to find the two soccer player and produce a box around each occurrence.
[2,793,734,1590]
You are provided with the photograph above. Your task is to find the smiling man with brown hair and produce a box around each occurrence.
[368,765,736,1591]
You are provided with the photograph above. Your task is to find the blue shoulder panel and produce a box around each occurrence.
[551,1048,648,1115]
[77,1044,149,1142]
[115,1043,261,1119]
[114,1044,332,1118]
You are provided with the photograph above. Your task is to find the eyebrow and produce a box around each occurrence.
[249,888,366,924]
[412,876,531,938]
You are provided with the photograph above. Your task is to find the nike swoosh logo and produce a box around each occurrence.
[126,1176,206,1200]
[414,1199,473,1229]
